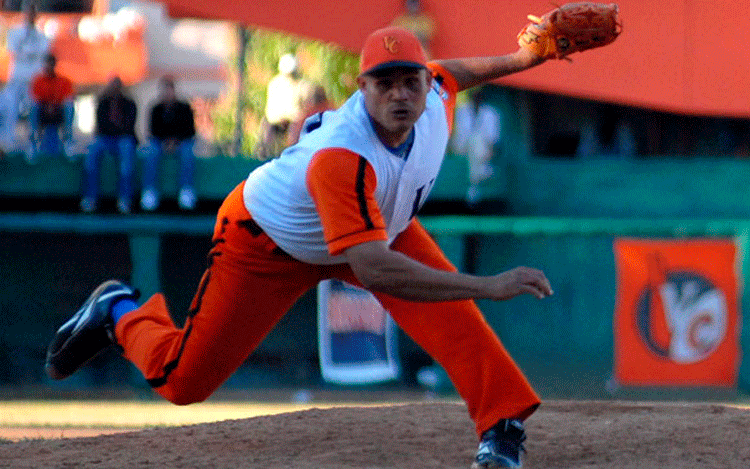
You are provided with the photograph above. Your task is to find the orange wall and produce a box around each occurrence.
[0,12,147,86]
[161,0,750,118]
[496,1,750,118]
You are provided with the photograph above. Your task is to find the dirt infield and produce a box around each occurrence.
[1,400,749,468]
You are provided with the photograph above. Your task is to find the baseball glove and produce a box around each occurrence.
[517,3,622,60]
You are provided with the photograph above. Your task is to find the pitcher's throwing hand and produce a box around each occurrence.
[483,267,554,301]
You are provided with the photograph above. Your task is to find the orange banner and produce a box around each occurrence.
[613,238,740,387]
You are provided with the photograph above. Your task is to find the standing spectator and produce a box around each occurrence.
[27,53,75,163]
[451,87,502,206]
[140,76,197,212]
[254,53,311,159]
[80,76,138,214]
[0,2,50,153]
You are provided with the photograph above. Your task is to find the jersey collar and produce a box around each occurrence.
[366,113,415,161]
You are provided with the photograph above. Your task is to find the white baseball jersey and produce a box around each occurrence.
[244,69,455,265]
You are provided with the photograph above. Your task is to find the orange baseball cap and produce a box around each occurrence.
[359,26,427,75]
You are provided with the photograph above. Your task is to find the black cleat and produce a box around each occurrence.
[471,419,527,468]
[45,280,139,380]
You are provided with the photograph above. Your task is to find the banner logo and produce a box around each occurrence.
[636,261,727,364]
[613,239,739,387]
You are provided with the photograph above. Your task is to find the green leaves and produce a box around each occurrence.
[211,28,359,158]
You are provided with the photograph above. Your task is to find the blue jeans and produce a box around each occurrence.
[82,135,137,202]
[30,101,74,156]
[141,137,195,193]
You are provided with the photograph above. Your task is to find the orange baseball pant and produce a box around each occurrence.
[115,182,540,437]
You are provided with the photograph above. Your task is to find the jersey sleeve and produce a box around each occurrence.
[427,62,459,134]
[306,148,388,256]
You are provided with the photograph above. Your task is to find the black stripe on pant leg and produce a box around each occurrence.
[146,268,211,388]
[146,320,193,388]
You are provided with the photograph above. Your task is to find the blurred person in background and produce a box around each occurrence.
[451,87,502,207]
[576,104,636,159]
[140,75,197,212]
[286,84,333,146]
[27,52,75,163]
[0,1,50,153]
[391,0,435,59]
[80,76,138,214]
[254,53,312,159]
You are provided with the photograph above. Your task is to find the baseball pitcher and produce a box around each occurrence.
[46,5,620,467]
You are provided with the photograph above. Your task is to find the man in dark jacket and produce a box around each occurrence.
[140,76,197,212]
[80,76,138,214]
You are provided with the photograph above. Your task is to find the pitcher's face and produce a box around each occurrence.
[358,67,431,146]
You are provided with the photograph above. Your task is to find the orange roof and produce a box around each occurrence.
[0,12,147,86]
[153,0,750,118]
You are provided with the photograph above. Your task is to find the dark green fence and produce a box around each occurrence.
[1,214,747,398]
[424,217,750,398]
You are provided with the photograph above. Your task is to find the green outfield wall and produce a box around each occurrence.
[424,217,750,398]
[4,149,750,219]
[3,82,750,398]
[0,214,747,399]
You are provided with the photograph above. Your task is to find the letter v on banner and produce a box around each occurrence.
[613,238,740,387]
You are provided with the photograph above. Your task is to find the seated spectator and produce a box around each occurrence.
[27,53,75,163]
[140,76,197,212]
[80,76,138,214]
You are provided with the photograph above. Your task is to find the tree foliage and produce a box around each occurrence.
[211,28,360,158]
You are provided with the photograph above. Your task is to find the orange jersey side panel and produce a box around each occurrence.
[427,62,459,134]
[306,148,387,256]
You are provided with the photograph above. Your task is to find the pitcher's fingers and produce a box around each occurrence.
[533,272,553,295]
[521,283,547,299]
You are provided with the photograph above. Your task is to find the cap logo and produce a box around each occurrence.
[383,35,400,54]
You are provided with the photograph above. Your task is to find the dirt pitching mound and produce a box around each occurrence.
[1,400,749,468]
